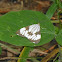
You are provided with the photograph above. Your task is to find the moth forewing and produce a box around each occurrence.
[16,29,25,37]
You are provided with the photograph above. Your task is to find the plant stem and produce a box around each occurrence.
[41,48,59,62]
[51,20,59,23]
[58,45,62,62]
[55,0,62,28]
[17,47,31,62]
[53,53,59,62]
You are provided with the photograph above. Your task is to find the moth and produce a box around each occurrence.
[16,23,41,43]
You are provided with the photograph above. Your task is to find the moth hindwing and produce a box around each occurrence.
[16,23,41,43]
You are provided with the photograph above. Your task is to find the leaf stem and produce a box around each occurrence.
[17,47,31,62]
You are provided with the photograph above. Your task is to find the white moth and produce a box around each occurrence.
[16,23,41,43]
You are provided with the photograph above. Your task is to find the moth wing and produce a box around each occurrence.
[30,32,41,43]
[16,27,26,37]
[16,23,41,44]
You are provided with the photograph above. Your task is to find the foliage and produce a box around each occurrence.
[0,0,62,62]
[0,10,55,46]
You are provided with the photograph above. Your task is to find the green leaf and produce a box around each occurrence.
[56,29,62,46]
[0,10,55,46]
[55,0,62,9]
[54,26,59,34]
[59,2,62,9]
[46,3,57,19]
[0,46,2,55]
[55,60,58,62]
